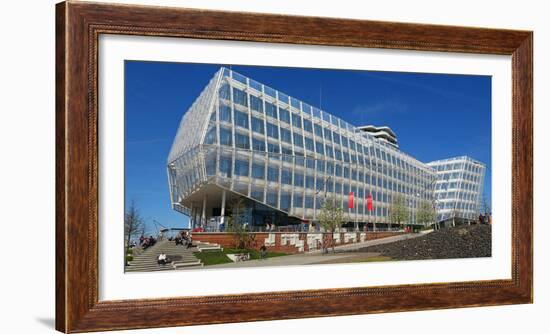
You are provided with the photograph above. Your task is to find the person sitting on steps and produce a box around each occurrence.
[157,252,167,266]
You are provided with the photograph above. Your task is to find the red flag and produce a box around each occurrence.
[348,192,354,209]
[367,193,373,211]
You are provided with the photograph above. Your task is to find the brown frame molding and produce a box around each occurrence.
[56,1,533,332]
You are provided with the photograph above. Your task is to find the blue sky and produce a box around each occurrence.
[125,61,491,232]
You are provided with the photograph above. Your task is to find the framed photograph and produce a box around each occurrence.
[56,1,532,332]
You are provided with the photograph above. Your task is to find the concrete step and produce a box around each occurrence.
[126,240,203,272]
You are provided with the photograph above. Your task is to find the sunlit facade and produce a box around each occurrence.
[167,67,467,231]
[427,156,486,224]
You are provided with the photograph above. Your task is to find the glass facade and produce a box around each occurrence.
[427,156,486,222]
[167,67,483,228]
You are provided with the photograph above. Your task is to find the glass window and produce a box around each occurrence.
[293,133,304,148]
[293,194,303,208]
[290,97,301,109]
[251,116,264,134]
[342,152,350,163]
[305,137,315,152]
[316,160,325,173]
[280,128,292,144]
[232,71,247,84]
[333,132,341,145]
[294,172,304,187]
[234,159,249,176]
[349,140,356,151]
[314,124,323,138]
[267,166,279,182]
[315,141,324,155]
[322,111,331,123]
[341,136,348,148]
[278,92,289,104]
[326,161,334,174]
[305,196,314,209]
[280,193,291,212]
[325,144,334,158]
[232,87,248,107]
[279,108,290,123]
[220,127,232,146]
[250,95,263,113]
[267,143,279,153]
[303,119,313,133]
[344,167,350,178]
[219,83,231,100]
[219,156,232,177]
[265,102,277,118]
[219,104,231,122]
[266,191,278,207]
[204,127,216,145]
[316,177,325,191]
[292,113,302,128]
[249,79,262,92]
[335,164,342,177]
[281,146,293,160]
[266,122,279,139]
[313,108,322,119]
[235,133,249,149]
[306,175,315,188]
[302,103,312,115]
[324,128,332,142]
[331,116,339,126]
[334,148,342,161]
[264,86,277,99]
[251,188,264,201]
[281,169,292,185]
[251,163,264,179]
[252,138,265,152]
[234,110,249,129]
[334,182,342,194]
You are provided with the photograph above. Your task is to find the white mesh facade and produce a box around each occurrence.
[427,156,486,222]
[167,67,443,226]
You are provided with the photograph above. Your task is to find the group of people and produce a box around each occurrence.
[173,231,193,249]
[139,235,157,250]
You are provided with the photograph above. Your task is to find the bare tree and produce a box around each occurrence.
[227,198,252,249]
[124,200,145,264]
[389,193,409,228]
[318,195,345,253]
[416,199,436,229]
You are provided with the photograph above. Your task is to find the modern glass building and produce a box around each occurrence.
[167,67,476,231]
[427,156,486,225]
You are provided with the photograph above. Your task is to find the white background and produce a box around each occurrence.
[0,0,547,333]
[100,35,511,300]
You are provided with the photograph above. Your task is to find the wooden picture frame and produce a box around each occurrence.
[56,1,533,332]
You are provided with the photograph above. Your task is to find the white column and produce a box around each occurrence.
[189,205,196,229]
[201,195,207,227]
[220,190,226,227]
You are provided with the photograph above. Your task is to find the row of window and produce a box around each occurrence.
[213,114,434,182]
[436,191,479,201]
[431,161,485,174]
[436,181,481,192]
[218,84,424,171]
[211,155,430,202]
[221,72,356,133]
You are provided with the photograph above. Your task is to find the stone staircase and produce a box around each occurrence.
[125,240,203,272]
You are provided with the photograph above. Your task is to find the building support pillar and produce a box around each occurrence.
[220,189,226,228]
[189,206,195,229]
[201,195,207,228]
